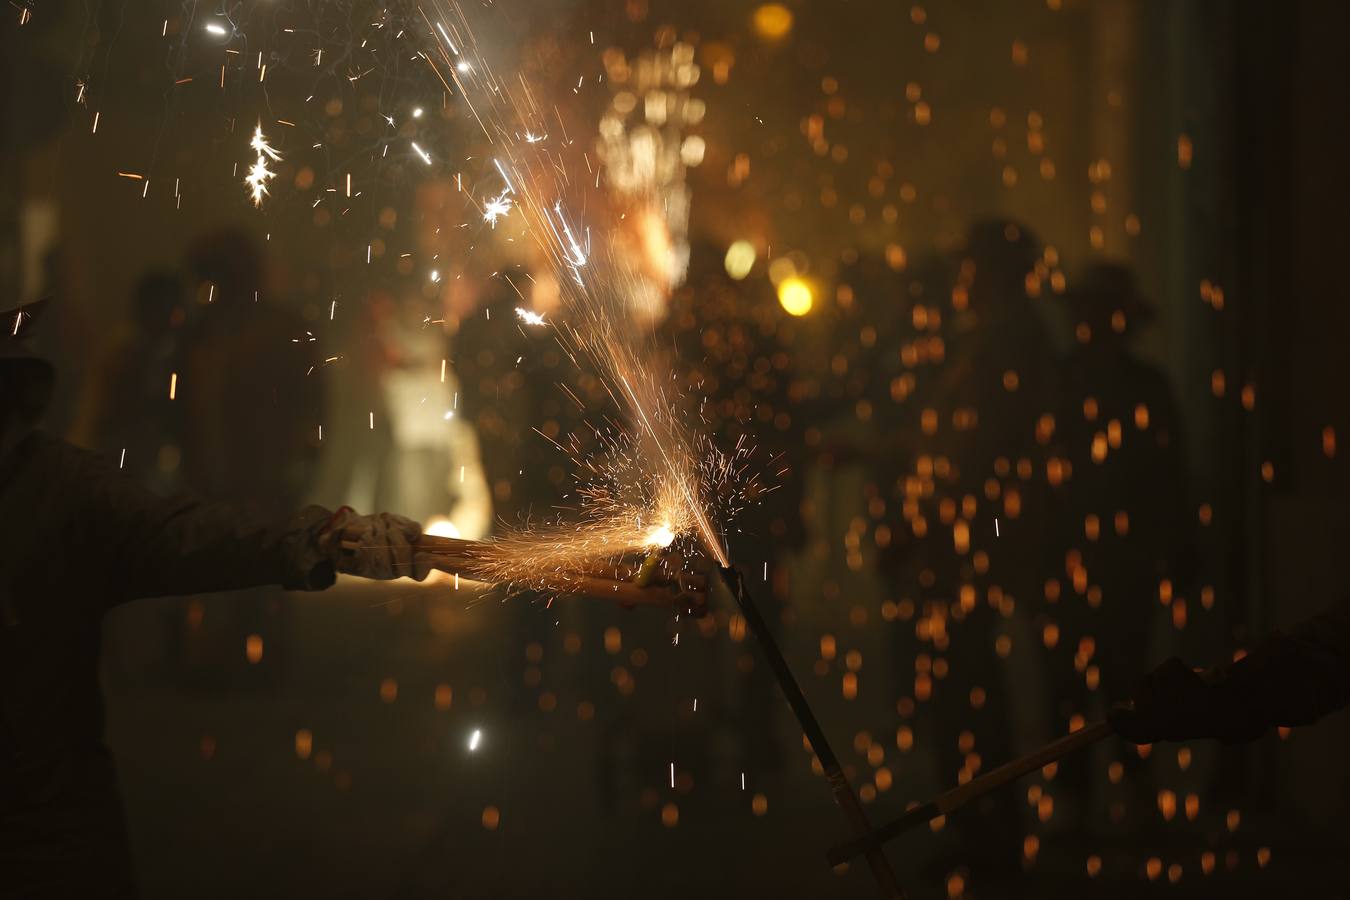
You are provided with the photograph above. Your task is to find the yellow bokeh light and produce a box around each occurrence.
[778,277,814,316]
[752,4,794,41]
[724,240,756,280]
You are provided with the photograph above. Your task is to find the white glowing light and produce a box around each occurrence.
[552,202,588,268]
[491,158,515,193]
[524,131,547,144]
[205,22,228,36]
[429,270,441,283]
[468,729,482,751]
[424,516,461,539]
[244,122,281,207]
[483,190,513,228]
[645,523,676,548]
[411,141,432,165]
[514,307,546,327]
[456,61,472,73]
[251,123,282,162]
[412,107,424,118]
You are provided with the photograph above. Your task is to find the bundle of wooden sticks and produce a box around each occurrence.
[411,534,708,612]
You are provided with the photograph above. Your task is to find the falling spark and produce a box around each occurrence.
[204,22,228,37]
[411,141,433,165]
[492,158,515,193]
[551,202,588,269]
[244,122,282,207]
[468,729,482,751]
[515,307,547,327]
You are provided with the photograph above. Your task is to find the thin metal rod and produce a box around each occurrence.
[716,566,906,900]
[827,720,1115,866]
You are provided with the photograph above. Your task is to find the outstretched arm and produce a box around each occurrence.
[53,439,428,603]
[1112,601,1350,743]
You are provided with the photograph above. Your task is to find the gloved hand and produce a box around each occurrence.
[319,507,432,581]
[1110,656,1267,744]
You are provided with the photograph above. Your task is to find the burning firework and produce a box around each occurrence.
[244,122,281,207]
[418,1,734,570]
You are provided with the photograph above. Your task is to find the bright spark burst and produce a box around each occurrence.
[483,190,513,227]
[420,0,734,570]
[514,307,546,327]
[411,141,433,165]
[645,523,676,548]
[244,122,281,207]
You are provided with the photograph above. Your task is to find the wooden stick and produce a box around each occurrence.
[826,720,1115,867]
[405,535,707,610]
[716,567,907,899]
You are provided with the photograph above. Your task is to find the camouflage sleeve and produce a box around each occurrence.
[59,440,336,603]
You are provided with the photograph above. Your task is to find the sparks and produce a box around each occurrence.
[551,202,588,268]
[644,523,676,548]
[244,123,281,208]
[483,190,513,228]
[468,729,482,752]
[514,307,547,327]
[411,141,433,165]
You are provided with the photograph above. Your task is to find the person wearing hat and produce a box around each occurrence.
[0,300,434,898]
[1047,261,1193,707]
[1050,266,1350,738]
[1036,262,1191,825]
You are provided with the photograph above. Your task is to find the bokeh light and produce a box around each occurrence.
[752,4,794,41]
[777,277,814,316]
[724,240,756,279]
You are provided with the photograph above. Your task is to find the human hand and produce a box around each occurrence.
[320,507,432,581]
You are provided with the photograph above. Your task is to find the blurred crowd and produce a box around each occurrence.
[50,212,1201,886]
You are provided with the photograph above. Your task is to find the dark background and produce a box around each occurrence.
[3,1,1349,897]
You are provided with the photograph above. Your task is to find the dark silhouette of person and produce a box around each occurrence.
[1112,600,1350,743]
[168,231,326,686]
[1047,262,1192,737]
[451,269,561,529]
[0,299,429,899]
[896,220,1057,875]
[180,230,322,513]
[85,269,191,496]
